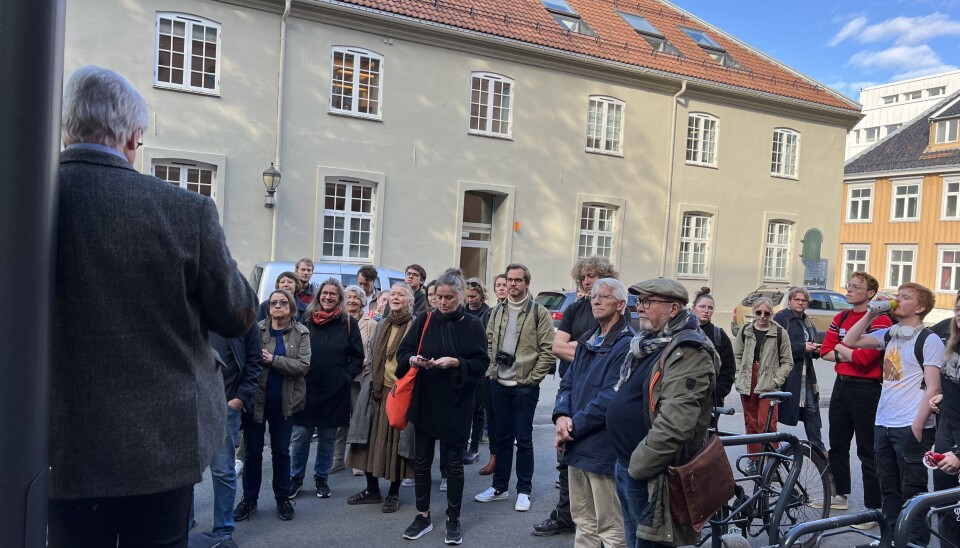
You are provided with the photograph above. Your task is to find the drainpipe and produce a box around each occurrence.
[270,0,291,261]
[659,80,687,278]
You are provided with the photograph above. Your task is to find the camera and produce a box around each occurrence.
[495,350,516,368]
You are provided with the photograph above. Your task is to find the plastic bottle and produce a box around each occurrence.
[868,298,898,314]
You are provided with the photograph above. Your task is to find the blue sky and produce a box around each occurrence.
[668,0,960,100]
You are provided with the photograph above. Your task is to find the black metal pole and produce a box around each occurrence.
[0,0,65,546]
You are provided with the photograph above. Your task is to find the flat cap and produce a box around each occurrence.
[628,277,688,305]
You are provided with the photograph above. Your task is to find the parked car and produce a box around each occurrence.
[535,290,640,332]
[248,261,406,304]
[730,286,852,343]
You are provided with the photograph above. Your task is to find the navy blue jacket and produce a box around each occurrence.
[553,316,635,475]
[773,309,818,426]
[212,324,264,409]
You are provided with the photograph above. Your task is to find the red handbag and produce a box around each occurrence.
[386,312,431,430]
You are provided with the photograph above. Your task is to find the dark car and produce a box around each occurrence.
[535,290,639,332]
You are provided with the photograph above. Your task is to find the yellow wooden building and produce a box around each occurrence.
[840,92,960,322]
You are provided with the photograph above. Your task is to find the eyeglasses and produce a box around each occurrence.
[846,283,864,291]
[319,291,339,298]
[754,310,772,317]
[791,298,809,303]
[638,298,674,309]
[136,139,143,149]
[269,300,290,308]
[591,294,618,302]
[506,278,526,284]
[466,280,482,289]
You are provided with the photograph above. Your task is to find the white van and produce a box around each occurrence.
[248,261,406,304]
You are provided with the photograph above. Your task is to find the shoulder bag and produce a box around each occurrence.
[386,312,431,430]
[667,434,734,532]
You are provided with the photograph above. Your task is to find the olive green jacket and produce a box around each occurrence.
[485,299,556,385]
[732,322,793,395]
[253,320,311,421]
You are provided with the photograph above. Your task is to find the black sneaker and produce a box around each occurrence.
[276,498,295,521]
[403,513,433,540]
[288,476,304,499]
[532,517,575,536]
[445,518,463,545]
[316,477,331,498]
[233,498,257,521]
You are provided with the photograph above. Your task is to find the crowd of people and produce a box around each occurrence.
[50,65,960,548]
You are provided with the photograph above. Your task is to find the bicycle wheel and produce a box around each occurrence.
[760,441,832,547]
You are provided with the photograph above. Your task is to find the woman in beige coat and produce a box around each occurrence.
[732,297,793,469]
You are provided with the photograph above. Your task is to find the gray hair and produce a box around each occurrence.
[752,297,775,312]
[591,278,627,303]
[387,282,415,316]
[344,284,367,302]
[436,272,465,297]
[61,66,149,149]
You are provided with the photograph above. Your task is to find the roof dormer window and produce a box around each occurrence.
[680,26,743,69]
[540,0,597,37]
[936,119,959,144]
[617,12,681,56]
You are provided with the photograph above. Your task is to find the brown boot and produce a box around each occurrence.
[479,454,496,476]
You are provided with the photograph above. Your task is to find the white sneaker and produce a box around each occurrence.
[440,478,448,492]
[851,521,877,530]
[810,494,848,510]
[402,478,415,487]
[474,487,509,502]
[234,459,244,476]
[352,468,364,476]
[515,493,531,512]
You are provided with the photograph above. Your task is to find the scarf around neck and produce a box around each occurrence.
[312,306,342,326]
[615,307,698,391]
[371,307,414,401]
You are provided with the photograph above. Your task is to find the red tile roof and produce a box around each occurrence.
[330,0,859,113]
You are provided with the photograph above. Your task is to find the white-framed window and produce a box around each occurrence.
[330,47,383,119]
[677,213,711,277]
[763,221,792,281]
[616,11,682,56]
[885,124,902,136]
[586,96,624,155]
[943,178,960,219]
[842,245,870,285]
[846,183,873,222]
[886,245,916,289]
[540,0,597,36]
[865,127,879,143]
[938,245,960,292]
[679,27,744,69]
[882,95,898,104]
[154,13,220,94]
[936,119,959,144]
[771,128,799,178]
[578,204,615,258]
[854,130,860,145]
[890,179,921,221]
[929,86,946,97]
[321,180,375,260]
[153,161,216,197]
[468,72,513,138]
[685,113,718,167]
[904,90,922,101]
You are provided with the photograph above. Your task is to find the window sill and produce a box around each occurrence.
[677,273,709,280]
[320,257,370,264]
[585,149,624,158]
[888,218,921,223]
[467,131,513,141]
[762,278,789,284]
[844,218,873,223]
[153,83,220,97]
[940,216,960,221]
[328,110,383,122]
[770,173,799,181]
[685,161,718,170]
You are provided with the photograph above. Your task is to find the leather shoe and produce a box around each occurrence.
[347,489,382,505]
[479,455,496,476]
[532,517,575,536]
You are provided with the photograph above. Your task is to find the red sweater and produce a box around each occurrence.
[819,308,892,379]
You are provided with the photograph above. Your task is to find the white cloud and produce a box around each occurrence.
[828,17,867,46]
[848,44,944,72]
[826,80,878,99]
[857,13,960,45]
[892,65,960,80]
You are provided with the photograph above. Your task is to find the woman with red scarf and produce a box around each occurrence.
[288,278,365,500]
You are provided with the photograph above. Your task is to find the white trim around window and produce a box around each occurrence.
[468,72,513,139]
[845,182,874,223]
[571,194,626,265]
[139,147,226,212]
[154,13,221,95]
[937,244,960,293]
[943,177,960,220]
[676,211,712,279]
[762,220,793,282]
[685,113,719,167]
[885,245,917,289]
[314,167,386,265]
[890,178,922,221]
[585,96,625,156]
[841,244,870,286]
[770,128,800,179]
[329,46,384,120]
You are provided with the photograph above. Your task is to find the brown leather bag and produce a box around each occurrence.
[667,435,734,532]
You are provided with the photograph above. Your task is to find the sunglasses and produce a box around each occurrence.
[754,310,772,318]
[269,300,290,308]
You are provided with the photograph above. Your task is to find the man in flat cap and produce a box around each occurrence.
[605,278,717,547]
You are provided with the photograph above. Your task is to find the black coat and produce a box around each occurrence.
[773,309,819,426]
[294,313,364,428]
[396,308,490,443]
[702,321,735,406]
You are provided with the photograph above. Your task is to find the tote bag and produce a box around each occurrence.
[386,312,431,429]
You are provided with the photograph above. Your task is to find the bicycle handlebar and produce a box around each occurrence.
[712,406,735,416]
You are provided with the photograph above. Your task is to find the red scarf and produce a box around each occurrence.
[312,307,342,326]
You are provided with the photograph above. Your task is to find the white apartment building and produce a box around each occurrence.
[846,70,960,160]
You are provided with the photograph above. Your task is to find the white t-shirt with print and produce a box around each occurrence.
[869,326,945,428]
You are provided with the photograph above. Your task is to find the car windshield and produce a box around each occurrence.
[828,293,853,310]
[536,293,567,311]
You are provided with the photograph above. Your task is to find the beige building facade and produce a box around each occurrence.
[63,0,861,319]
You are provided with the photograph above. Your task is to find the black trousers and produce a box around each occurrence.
[828,379,882,508]
[933,420,960,544]
[415,426,466,520]
[551,452,574,526]
[480,377,497,455]
[469,380,486,447]
[48,485,193,548]
[875,425,935,546]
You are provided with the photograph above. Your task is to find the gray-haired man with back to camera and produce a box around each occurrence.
[49,65,256,547]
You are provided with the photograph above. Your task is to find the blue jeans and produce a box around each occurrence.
[190,405,242,537]
[241,403,293,501]
[290,425,337,480]
[490,381,539,494]
[615,462,669,548]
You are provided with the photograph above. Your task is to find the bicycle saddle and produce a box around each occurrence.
[758,391,792,401]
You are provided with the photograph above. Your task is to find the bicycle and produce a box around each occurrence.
[698,391,832,548]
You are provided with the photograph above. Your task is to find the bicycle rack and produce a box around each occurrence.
[778,510,887,547]
[893,486,960,548]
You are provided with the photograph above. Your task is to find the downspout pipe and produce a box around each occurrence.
[271,0,291,261]
[659,80,687,278]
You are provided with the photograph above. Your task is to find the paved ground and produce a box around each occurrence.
[190,359,931,547]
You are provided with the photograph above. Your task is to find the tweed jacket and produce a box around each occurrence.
[51,148,257,499]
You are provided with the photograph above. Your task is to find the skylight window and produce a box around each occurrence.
[680,26,743,69]
[540,0,597,37]
[617,12,681,56]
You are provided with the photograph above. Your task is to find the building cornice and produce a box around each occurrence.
[844,165,960,182]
